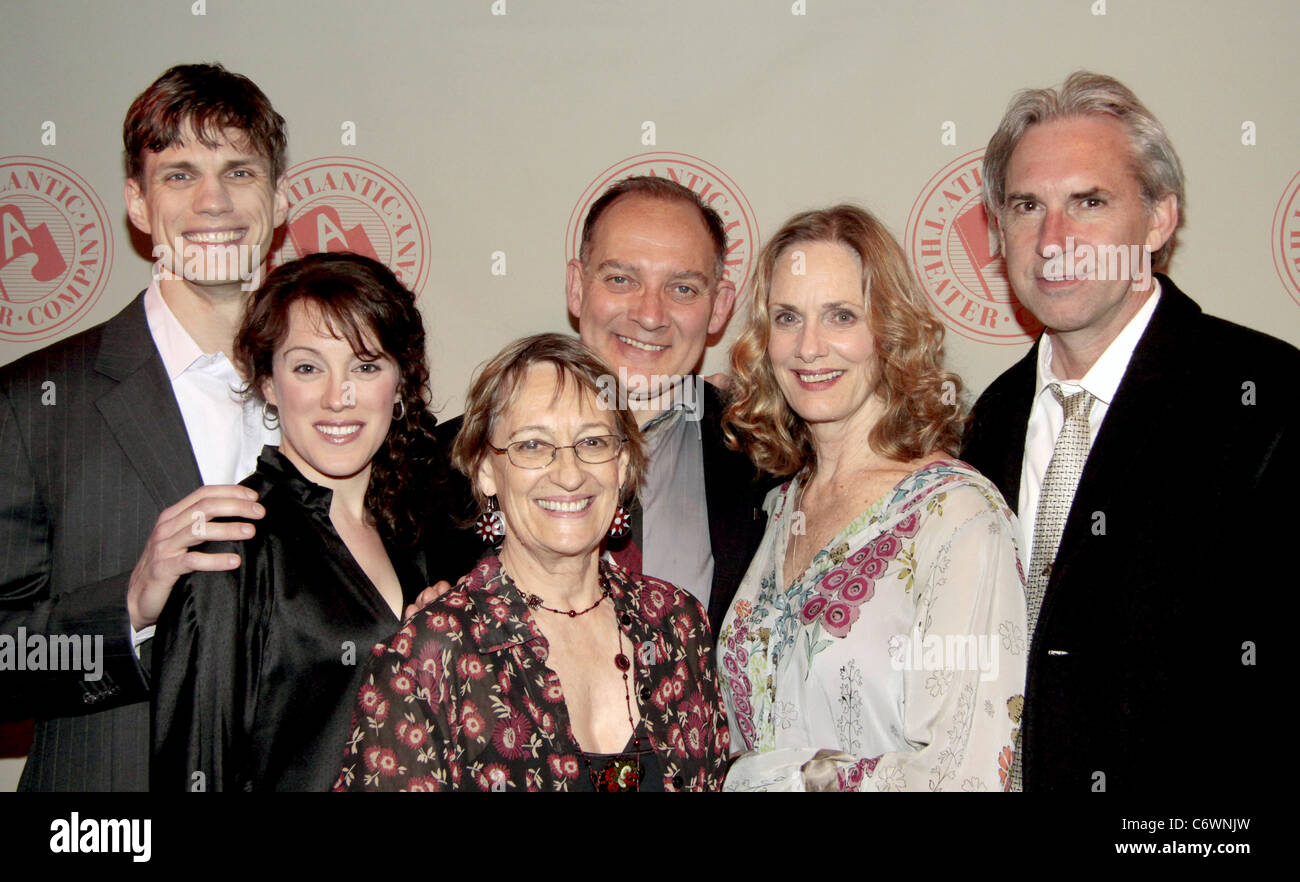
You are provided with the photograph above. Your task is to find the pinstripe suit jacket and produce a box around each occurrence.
[0,291,202,791]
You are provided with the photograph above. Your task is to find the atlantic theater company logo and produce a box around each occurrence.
[271,157,430,295]
[904,150,1042,345]
[0,156,113,343]
[1272,169,1300,308]
[566,152,759,297]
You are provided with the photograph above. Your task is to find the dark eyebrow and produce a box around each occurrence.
[153,155,267,176]
[1005,187,1113,204]
[1004,191,1038,204]
[595,260,709,285]
[1070,187,1111,200]
[595,260,638,275]
[666,269,709,284]
[154,160,200,177]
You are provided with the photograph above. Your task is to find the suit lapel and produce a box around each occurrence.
[970,346,1037,514]
[1053,277,1200,569]
[93,293,202,508]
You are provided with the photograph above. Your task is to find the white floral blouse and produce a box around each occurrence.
[718,460,1027,791]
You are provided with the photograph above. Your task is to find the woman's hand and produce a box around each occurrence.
[404,580,453,619]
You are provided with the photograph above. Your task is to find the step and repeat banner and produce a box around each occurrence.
[1,0,1297,784]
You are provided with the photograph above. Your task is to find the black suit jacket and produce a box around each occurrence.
[1,292,203,791]
[697,382,772,632]
[426,381,772,636]
[962,276,1295,792]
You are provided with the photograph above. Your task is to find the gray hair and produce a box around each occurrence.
[982,71,1184,268]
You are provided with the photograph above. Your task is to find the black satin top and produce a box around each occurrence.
[151,447,425,791]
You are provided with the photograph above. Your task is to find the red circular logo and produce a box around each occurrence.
[1272,168,1300,308]
[904,150,1043,345]
[565,152,758,296]
[271,157,430,295]
[0,156,114,343]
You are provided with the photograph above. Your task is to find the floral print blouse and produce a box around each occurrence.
[334,555,729,791]
[718,460,1027,791]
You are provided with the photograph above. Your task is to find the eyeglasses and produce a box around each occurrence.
[489,435,625,469]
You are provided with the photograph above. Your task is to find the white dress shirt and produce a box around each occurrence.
[143,281,278,486]
[1016,282,1161,552]
[132,281,279,646]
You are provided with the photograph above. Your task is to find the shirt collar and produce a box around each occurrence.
[639,374,704,436]
[1035,278,1162,406]
[143,279,210,380]
[251,445,335,515]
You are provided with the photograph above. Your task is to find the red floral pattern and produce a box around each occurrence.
[797,505,910,638]
[334,555,728,791]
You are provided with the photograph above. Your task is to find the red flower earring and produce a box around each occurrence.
[475,496,506,543]
[608,504,631,538]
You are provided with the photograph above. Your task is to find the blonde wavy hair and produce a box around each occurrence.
[723,204,964,476]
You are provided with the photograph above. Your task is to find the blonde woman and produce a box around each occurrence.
[718,205,1027,792]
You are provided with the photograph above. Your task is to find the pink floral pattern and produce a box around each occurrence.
[334,555,728,791]
[798,518,910,636]
[719,460,1027,792]
[837,755,881,790]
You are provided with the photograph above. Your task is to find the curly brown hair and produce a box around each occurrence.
[724,205,964,476]
[234,252,433,547]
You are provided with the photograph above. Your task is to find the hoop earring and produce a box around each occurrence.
[393,399,406,421]
[475,496,506,544]
[262,402,279,430]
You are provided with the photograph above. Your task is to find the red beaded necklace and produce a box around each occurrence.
[520,576,641,790]
[521,586,610,618]
[584,616,641,792]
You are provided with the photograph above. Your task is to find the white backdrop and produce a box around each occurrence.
[2,0,1298,786]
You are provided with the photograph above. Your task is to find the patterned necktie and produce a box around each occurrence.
[1011,384,1095,792]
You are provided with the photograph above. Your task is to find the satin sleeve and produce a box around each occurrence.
[151,538,272,792]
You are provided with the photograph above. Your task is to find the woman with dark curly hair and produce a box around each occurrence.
[151,252,440,791]
[718,205,1027,791]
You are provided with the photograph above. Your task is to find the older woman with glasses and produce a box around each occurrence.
[335,333,728,791]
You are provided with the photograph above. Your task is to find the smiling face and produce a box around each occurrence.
[998,115,1177,364]
[125,124,287,301]
[566,194,736,413]
[477,363,629,569]
[767,240,881,431]
[262,301,400,491]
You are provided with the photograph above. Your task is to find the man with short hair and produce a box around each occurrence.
[433,177,768,633]
[568,176,769,632]
[962,71,1296,791]
[0,63,287,790]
